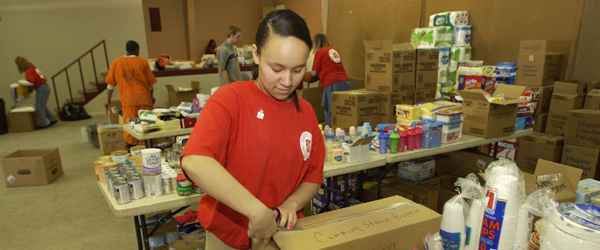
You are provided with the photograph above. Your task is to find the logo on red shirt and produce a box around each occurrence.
[328,49,341,63]
[300,132,313,161]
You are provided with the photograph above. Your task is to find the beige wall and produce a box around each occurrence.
[0,0,147,116]
[572,0,600,82]
[273,0,323,39]
[142,0,188,60]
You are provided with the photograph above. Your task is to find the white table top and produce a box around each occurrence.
[98,182,202,218]
[123,124,193,140]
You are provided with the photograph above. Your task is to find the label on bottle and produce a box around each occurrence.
[440,229,462,250]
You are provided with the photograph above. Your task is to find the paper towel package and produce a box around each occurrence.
[429,11,469,27]
[515,40,563,86]
[453,26,471,46]
[411,26,453,48]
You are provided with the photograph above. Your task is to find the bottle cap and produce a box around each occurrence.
[325,134,335,139]
[318,124,323,130]
[176,174,187,181]
[169,172,178,178]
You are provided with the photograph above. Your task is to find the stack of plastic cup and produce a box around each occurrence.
[494,175,522,250]
[465,198,485,250]
[440,201,466,250]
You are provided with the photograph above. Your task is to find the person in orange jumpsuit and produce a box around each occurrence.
[104,40,157,145]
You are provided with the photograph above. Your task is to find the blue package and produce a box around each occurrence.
[421,121,443,148]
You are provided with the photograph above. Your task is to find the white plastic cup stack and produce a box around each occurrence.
[440,201,466,250]
[464,198,485,250]
[492,175,521,250]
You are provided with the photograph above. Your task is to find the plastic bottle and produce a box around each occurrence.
[325,134,335,162]
[414,127,423,149]
[362,122,372,138]
[338,130,348,149]
[357,126,363,139]
[389,132,400,154]
[378,132,389,154]
[161,172,173,194]
[398,131,406,152]
[169,172,178,190]
[407,129,416,151]
[348,126,357,145]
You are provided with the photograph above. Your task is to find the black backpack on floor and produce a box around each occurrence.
[61,102,91,121]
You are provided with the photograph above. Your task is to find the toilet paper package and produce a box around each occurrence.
[411,26,454,48]
[454,26,471,46]
[429,11,469,27]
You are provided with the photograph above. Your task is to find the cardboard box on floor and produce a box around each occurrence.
[561,144,600,179]
[98,127,126,155]
[515,40,563,86]
[382,177,439,211]
[106,101,122,124]
[253,196,441,250]
[419,174,460,213]
[9,110,39,132]
[380,91,414,123]
[525,85,554,115]
[1,148,63,187]
[564,109,600,149]
[165,81,200,107]
[458,84,526,138]
[545,81,586,136]
[532,114,548,133]
[360,181,413,202]
[148,220,178,250]
[414,88,437,104]
[331,90,380,133]
[434,150,495,184]
[296,87,325,122]
[515,132,564,174]
[586,81,600,94]
[363,40,416,92]
[584,89,600,110]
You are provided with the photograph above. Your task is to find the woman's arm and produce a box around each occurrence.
[181,154,277,246]
[277,182,321,230]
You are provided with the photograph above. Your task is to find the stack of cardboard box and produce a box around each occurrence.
[562,102,600,179]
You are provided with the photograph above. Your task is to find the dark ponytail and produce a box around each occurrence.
[253,9,312,112]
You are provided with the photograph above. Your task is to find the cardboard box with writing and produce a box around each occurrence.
[515,132,564,174]
[331,90,380,133]
[380,91,414,123]
[2,148,63,187]
[515,40,563,86]
[364,40,416,92]
[9,110,39,132]
[296,87,325,122]
[165,81,200,107]
[584,89,600,110]
[382,177,439,211]
[561,144,600,179]
[458,84,526,138]
[533,159,581,203]
[416,47,439,90]
[254,196,441,250]
[98,127,126,155]
[564,109,600,149]
[525,85,554,114]
[106,101,122,124]
[545,81,586,136]
[414,88,437,104]
[532,114,548,133]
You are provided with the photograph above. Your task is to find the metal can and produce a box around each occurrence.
[100,162,119,184]
[106,172,120,196]
[111,150,129,163]
[113,178,131,204]
[128,175,144,200]
[121,170,135,181]
[142,173,163,197]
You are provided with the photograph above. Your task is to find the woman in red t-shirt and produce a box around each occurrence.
[15,57,58,129]
[181,10,325,249]
[303,33,351,125]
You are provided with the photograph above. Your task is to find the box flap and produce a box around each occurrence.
[457,89,489,102]
[363,40,393,52]
[519,40,547,55]
[350,136,376,147]
[165,84,175,92]
[554,81,584,95]
[191,81,200,90]
[588,89,600,96]
[572,109,600,115]
[533,159,582,200]
[494,84,527,99]
[393,43,415,51]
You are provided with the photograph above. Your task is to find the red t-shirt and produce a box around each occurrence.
[25,67,47,89]
[312,46,349,89]
[181,80,325,249]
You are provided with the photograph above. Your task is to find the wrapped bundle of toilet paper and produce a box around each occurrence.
[429,11,469,27]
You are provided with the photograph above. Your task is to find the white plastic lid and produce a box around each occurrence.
[169,172,178,178]
[161,173,170,178]
[551,203,600,243]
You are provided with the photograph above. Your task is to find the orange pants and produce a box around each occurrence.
[122,105,151,145]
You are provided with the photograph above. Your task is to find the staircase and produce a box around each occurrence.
[51,40,109,120]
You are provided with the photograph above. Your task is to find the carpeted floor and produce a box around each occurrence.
[0,115,197,249]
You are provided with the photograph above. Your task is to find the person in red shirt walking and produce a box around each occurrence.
[181,9,325,249]
[303,33,351,125]
[15,57,58,129]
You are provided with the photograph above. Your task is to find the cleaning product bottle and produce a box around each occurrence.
[362,122,372,138]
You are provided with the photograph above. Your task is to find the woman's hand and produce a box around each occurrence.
[278,202,299,231]
[247,207,278,246]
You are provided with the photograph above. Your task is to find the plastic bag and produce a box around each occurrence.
[423,232,444,250]
[455,174,485,250]
[440,195,469,250]
[513,188,557,250]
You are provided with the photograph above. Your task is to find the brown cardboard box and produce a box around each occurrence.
[515,40,563,86]
[155,118,181,131]
[382,177,439,211]
[534,159,581,203]
[1,148,63,187]
[584,89,600,110]
[364,41,416,92]
[360,181,413,202]
[586,81,600,94]
[256,196,441,250]
[435,150,495,184]
[419,174,460,213]
[515,132,564,174]
[546,81,586,136]
[415,46,439,90]
[458,84,526,138]
[564,109,600,149]
[165,81,200,107]
[414,88,437,104]
[532,114,548,133]
[380,91,414,123]
[331,90,380,133]
[561,144,600,179]
[106,101,122,124]
[98,127,126,155]
[9,110,39,132]
[525,85,554,114]
[296,87,325,122]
